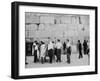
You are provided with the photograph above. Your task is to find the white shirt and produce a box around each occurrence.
[56,42,62,49]
[40,44,46,57]
[48,42,54,50]
[33,43,38,50]
[66,42,71,48]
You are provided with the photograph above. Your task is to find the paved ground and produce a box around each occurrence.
[25,53,90,68]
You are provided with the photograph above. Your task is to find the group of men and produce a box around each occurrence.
[26,39,90,64]
[77,40,90,59]
[31,39,71,64]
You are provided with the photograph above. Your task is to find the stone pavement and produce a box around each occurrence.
[25,53,89,68]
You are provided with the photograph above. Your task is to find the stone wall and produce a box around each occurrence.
[25,12,89,43]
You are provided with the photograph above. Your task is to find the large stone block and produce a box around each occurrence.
[35,30,51,38]
[83,24,89,30]
[83,29,90,36]
[38,24,45,31]
[55,17,61,24]
[80,15,89,25]
[71,16,79,24]
[54,31,63,38]
[25,30,29,38]
[25,24,37,31]
[25,13,40,24]
[40,16,54,24]
[65,30,77,37]
[28,30,35,38]
[77,24,83,31]
[44,24,51,31]
[66,24,78,31]
[60,16,72,24]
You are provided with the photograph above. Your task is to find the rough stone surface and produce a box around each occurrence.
[25,13,89,43]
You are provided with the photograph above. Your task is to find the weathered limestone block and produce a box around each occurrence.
[80,15,89,25]
[25,13,40,24]
[83,24,89,30]
[25,30,29,38]
[66,30,76,37]
[39,24,45,31]
[71,16,79,24]
[25,13,90,43]
[66,24,78,31]
[44,24,51,31]
[36,30,51,38]
[77,24,83,31]
[53,30,63,38]
[60,16,72,24]
[28,30,35,38]
[57,24,67,31]
[55,17,61,24]
[40,16,54,24]
[77,24,89,37]
[83,29,90,36]
[26,24,37,31]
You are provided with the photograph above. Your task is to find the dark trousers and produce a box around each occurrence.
[54,48,57,61]
[34,50,37,63]
[79,50,83,59]
[67,54,71,63]
[48,49,53,63]
[84,47,87,55]
[25,57,28,64]
[57,49,61,62]
[87,48,89,55]
[41,57,44,64]
[67,47,71,63]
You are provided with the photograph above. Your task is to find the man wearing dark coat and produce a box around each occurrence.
[66,39,71,64]
[78,40,83,59]
[83,40,88,55]
[63,42,66,54]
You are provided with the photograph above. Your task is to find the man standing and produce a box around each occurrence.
[63,42,66,54]
[78,40,83,59]
[87,40,90,55]
[40,41,46,64]
[66,39,71,64]
[48,41,54,63]
[54,41,57,62]
[32,41,38,63]
[56,39,62,62]
[83,40,88,55]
